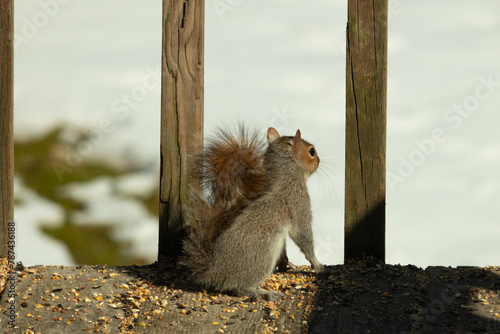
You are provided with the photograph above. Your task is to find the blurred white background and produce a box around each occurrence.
[13,0,500,267]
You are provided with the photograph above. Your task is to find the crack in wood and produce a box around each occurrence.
[180,0,188,29]
[347,21,367,210]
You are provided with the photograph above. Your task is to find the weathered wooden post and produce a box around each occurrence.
[0,1,14,260]
[344,0,388,262]
[159,0,204,259]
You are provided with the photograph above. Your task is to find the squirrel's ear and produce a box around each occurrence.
[294,130,301,142]
[267,127,280,143]
[292,129,301,153]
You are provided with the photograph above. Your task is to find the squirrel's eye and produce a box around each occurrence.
[309,147,315,157]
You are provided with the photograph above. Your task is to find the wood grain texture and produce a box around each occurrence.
[0,1,14,259]
[344,0,388,261]
[159,0,204,259]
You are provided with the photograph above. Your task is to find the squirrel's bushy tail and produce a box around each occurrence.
[182,191,216,278]
[183,125,268,279]
[192,125,267,209]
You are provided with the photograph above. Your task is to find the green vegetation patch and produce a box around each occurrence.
[15,127,158,266]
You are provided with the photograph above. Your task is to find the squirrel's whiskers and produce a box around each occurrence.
[313,155,343,205]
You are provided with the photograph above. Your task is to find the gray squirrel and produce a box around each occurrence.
[182,126,324,300]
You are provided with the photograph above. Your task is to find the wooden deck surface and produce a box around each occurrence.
[1,259,499,333]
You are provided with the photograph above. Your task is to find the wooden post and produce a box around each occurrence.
[0,1,14,260]
[159,0,204,259]
[344,0,388,262]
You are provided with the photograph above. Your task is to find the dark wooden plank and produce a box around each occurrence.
[0,1,14,260]
[344,0,388,261]
[159,0,204,259]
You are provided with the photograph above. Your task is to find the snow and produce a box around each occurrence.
[12,0,500,267]
[14,178,74,266]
